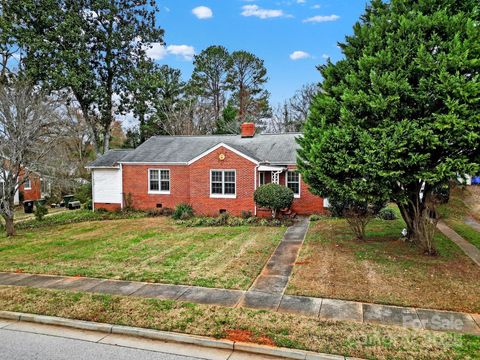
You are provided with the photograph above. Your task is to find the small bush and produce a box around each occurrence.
[124,193,134,211]
[172,203,194,220]
[161,207,174,216]
[147,208,163,217]
[310,214,324,221]
[177,215,293,228]
[377,208,397,220]
[74,183,92,204]
[34,203,48,221]
[241,210,252,219]
[254,184,294,218]
[147,207,174,217]
[84,199,93,210]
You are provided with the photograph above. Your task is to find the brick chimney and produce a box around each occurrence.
[241,122,255,138]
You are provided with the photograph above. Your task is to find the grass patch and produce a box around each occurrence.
[0,217,283,290]
[0,286,478,360]
[287,210,480,313]
[438,186,480,250]
[13,210,147,230]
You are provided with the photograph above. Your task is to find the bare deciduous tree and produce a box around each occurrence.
[157,98,216,136]
[0,82,63,236]
[267,83,320,133]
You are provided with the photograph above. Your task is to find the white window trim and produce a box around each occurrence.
[148,168,171,195]
[285,170,301,198]
[210,169,237,199]
[24,178,32,190]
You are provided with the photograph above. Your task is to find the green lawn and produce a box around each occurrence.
[287,210,480,313]
[0,215,284,289]
[438,186,480,251]
[1,286,478,360]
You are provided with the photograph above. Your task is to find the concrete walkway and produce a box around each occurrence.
[1,271,479,336]
[241,217,309,309]
[437,220,480,267]
[465,216,480,233]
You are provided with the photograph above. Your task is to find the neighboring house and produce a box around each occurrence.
[0,167,50,205]
[87,123,327,216]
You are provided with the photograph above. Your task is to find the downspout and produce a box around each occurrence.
[120,163,124,210]
[91,170,95,212]
[254,164,259,216]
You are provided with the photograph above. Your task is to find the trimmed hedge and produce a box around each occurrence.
[254,184,294,218]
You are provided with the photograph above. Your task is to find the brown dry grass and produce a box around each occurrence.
[287,217,480,313]
[0,217,284,289]
[1,286,478,360]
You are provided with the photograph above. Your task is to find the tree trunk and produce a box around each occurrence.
[4,215,15,237]
[103,130,110,154]
[396,195,438,256]
[139,112,146,143]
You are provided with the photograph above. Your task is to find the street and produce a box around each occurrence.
[0,320,281,360]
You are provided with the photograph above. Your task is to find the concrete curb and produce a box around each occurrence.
[0,310,351,359]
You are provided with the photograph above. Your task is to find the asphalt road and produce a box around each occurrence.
[0,328,206,360]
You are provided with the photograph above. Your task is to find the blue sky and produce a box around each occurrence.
[148,0,368,105]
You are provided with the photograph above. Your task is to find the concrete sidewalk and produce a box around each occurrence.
[1,271,479,335]
[465,216,480,233]
[437,220,480,266]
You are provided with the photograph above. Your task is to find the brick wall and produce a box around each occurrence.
[96,147,325,216]
[122,164,190,211]
[189,146,256,216]
[95,203,121,211]
[20,174,41,201]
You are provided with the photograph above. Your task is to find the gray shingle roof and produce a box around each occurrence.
[89,133,301,167]
[87,149,134,167]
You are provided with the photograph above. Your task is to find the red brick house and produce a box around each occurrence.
[88,124,326,216]
[0,163,48,205]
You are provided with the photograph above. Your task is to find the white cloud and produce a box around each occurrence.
[166,45,196,60]
[297,0,306,3]
[322,53,330,59]
[145,43,168,60]
[192,6,213,19]
[290,51,311,60]
[311,4,321,9]
[303,14,340,23]
[145,43,196,61]
[241,5,287,19]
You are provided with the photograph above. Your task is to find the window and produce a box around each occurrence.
[259,172,265,186]
[24,178,31,190]
[286,171,300,197]
[211,170,236,197]
[149,169,170,193]
[40,179,50,196]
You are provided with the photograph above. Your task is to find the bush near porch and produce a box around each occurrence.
[287,206,480,313]
[0,216,284,290]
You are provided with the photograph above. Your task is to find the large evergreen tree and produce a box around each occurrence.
[299,0,479,255]
[190,45,231,123]
[15,0,163,154]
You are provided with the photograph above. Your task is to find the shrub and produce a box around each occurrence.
[241,210,252,219]
[328,196,385,240]
[254,184,294,218]
[84,199,93,210]
[124,192,134,211]
[172,203,194,220]
[377,208,397,221]
[34,203,48,221]
[161,207,174,216]
[310,214,324,221]
[147,208,163,217]
[74,183,92,204]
